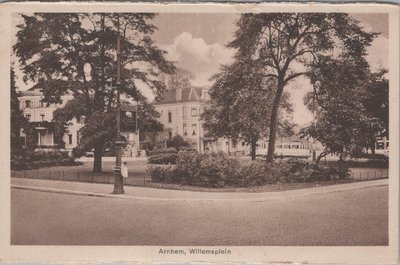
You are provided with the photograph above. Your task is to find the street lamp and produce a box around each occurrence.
[113,14,124,194]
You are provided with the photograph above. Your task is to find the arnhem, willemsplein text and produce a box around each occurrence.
[159,248,232,255]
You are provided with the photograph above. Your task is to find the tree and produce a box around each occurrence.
[228,13,376,163]
[165,68,194,91]
[166,135,190,151]
[10,67,28,154]
[362,69,389,138]
[301,56,385,163]
[202,57,294,160]
[14,13,175,172]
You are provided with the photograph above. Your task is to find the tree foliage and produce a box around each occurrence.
[203,57,294,160]
[301,56,387,162]
[10,67,29,154]
[228,13,376,162]
[14,13,175,172]
[166,135,190,151]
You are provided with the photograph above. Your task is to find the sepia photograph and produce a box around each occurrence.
[0,2,398,264]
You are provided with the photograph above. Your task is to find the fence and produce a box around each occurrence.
[348,168,389,182]
[11,167,389,188]
[11,168,152,187]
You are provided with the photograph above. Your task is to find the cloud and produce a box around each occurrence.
[163,32,235,86]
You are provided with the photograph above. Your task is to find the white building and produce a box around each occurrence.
[153,86,250,155]
[153,86,207,152]
[18,87,83,153]
[18,86,139,157]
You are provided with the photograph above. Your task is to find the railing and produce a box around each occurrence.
[11,168,151,187]
[11,168,388,188]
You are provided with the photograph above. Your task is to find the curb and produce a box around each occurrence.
[11,179,388,202]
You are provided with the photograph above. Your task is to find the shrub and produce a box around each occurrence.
[232,161,276,187]
[148,153,179,165]
[146,154,352,188]
[197,152,241,187]
[166,135,190,151]
[274,158,312,183]
[147,165,178,183]
[11,150,81,170]
[274,158,351,183]
[168,151,241,187]
[149,147,177,156]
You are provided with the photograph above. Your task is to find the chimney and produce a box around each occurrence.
[176,88,182,101]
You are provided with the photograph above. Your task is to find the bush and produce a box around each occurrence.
[11,150,81,170]
[146,154,352,188]
[166,135,190,151]
[196,152,241,187]
[234,161,276,187]
[148,153,179,165]
[149,147,177,156]
[274,158,351,183]
[149,152,242,188]
[147,165,179,183]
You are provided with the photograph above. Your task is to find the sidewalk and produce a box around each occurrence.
[11,177,388,202]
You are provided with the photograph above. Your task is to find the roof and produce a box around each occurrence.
[20,89,43,97]
[153,86,208,105]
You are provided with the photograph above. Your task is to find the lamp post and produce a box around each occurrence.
[113,14,124,194]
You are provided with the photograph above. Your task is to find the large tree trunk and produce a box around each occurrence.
[250,138,257,161]
[266,82,285,163]
[93,143,103,173]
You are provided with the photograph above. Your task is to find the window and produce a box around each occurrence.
[182,106,187,119]
[192,124,197,136]
[25,100,32,108]
[168,130,172,139]
[183,124,187,136]
[40,114,45,122]
[77,131,81,144]
[39,100,45,107]
[68,134,73,145]
[168,111,172,123]
[191,108,197,117]
[25,114,31,121]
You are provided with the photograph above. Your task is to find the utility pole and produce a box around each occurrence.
[113,14,124,194]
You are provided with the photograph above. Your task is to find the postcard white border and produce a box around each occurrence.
[0,2,398,264]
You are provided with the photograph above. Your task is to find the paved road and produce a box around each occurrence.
[11,184,388,246]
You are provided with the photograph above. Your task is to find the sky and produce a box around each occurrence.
[13,13,389,127]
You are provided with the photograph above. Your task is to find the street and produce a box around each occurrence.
[11,183,388,246]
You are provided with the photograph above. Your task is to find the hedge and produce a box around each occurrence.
[11,150,83,170]
[147,152,351,188]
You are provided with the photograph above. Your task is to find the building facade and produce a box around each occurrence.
[153,86,255,155]
[18,87,139,157]
[153,86,207,152]
[19,87,83,153]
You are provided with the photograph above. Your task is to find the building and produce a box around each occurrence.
[18,86,83,153]
[153,86,207,152]
[18,86,139,157]
[153,86,254,155]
